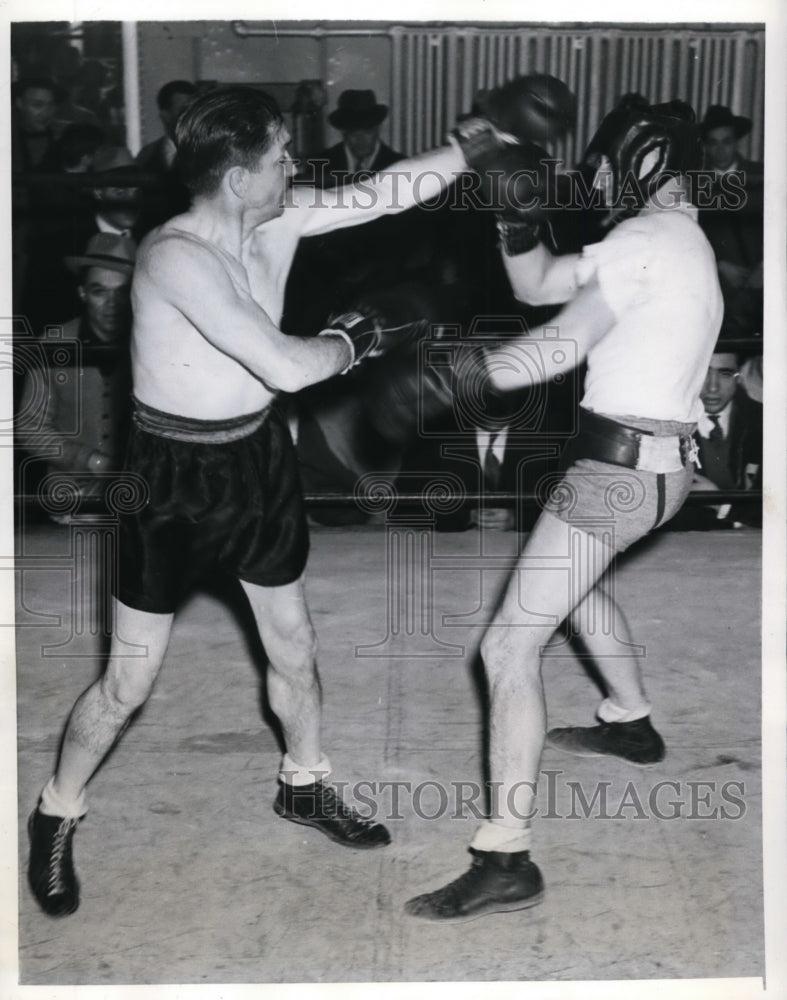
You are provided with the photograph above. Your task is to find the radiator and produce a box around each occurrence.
[389,24,765,166]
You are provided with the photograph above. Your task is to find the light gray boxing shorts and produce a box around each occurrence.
[541,408,697,553]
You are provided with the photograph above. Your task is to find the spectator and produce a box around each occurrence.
[136,80,197,225]
[284,90,412,332]
[136,80,198,175]
[12,76,63,172]
[302,89,403,188]
[392,323,569,532]
[19,146,148,334]
[16,233,135,522]
[698,105,763,337]
[668,347,762,530]
[284,91,431,515]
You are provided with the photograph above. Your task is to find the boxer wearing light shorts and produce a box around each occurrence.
[407,99,723,921]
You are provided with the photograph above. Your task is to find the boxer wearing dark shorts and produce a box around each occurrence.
[117,400,309,614]
[28,83,473,917]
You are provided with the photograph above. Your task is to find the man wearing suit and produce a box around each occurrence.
[16,233,135,522]
[285,91,424,519]
[304,89,404,187]
[692,348,762,527]
[285,89,409,331]
[698,105,763,338]
[25,146,147,332]
[135,80,197,225]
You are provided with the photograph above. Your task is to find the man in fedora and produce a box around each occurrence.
[20,145,149,334]
[285,89,426,508]
[16,233,135,522]
[698,105,763,338]
[307,89,404,189]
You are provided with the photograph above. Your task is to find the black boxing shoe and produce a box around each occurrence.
[547,715,666,765]
[273,779,391,849]
[405,848,544,922]
[28,807,80,917]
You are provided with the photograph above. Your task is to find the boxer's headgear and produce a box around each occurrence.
[581,99,699,221]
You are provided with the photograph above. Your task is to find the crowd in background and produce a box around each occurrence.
[12,55,763,533]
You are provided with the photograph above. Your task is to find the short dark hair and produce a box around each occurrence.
[174,85,284,198]
[157,79,197,112]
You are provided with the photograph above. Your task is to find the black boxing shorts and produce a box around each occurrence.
[114,399,310,614]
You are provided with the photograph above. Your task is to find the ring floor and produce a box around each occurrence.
[15,520,762,985]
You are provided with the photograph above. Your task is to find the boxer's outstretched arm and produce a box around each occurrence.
[485,274,615,390]
[288,144,466,237]
[139,235,352,393]
[502,243,582,306]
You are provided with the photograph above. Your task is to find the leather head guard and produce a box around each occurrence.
[581,99,700,221]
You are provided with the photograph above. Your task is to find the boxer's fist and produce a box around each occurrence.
[484,74,576,144]
[320,308,386,368]
[321,284,449,369]
[453,74,575,171]
[479,141,551,255]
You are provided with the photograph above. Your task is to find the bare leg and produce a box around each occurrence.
[405,512,613,919]
[240,576,321,767]
[52,600,173,805]
[480,511,616,827]
[242,576,390,849]
[567,580,649,711]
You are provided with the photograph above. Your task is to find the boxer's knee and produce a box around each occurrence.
[480,624,543,687]
[101,659,160,714]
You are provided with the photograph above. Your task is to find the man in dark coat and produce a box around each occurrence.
[698,105,763,338]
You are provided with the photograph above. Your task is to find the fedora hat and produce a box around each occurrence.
[700,105,752,138]
[328,90,388,130]
[90,145,145,189]
[64,232,137,275]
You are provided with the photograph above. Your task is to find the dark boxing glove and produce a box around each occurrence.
[453,73,576,171]
[484,74,576,145]
[477,141,553,256]
[319,284,445,369]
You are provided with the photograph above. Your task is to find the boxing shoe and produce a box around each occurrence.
[273,779,391,849]
[28,807,80,917]
[405,848,544,922]
[547,715,666,765]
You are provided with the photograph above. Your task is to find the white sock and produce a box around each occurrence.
[597,698,651,723]
[39,776,87,820]
[470,819,532,854]
[279,753,332,787]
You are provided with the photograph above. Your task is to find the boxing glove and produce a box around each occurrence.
[453,74,576,171]
[478,141,552,255]
[483,74,576,144]
[319,284,448,369]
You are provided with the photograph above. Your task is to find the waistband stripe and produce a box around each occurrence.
[132,398,271,443]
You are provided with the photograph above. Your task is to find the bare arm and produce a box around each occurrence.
[501,242,582,306]
[141,235,352,393]
[288,144,466,238]
[485,275,615,390]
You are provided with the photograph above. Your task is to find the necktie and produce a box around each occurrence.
[484,438,502,493]
[708,414,723,443]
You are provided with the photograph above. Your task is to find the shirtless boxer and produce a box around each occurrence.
[25,85,468,917]
[26,77,578,918]
[406,100,723,920]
